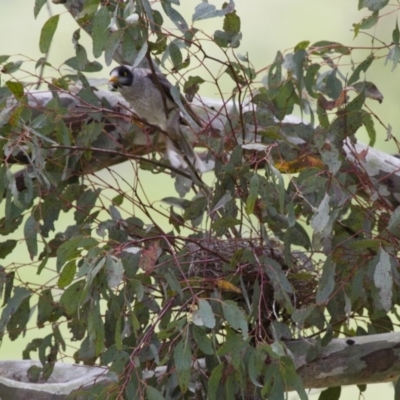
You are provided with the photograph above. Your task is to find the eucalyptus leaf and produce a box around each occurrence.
[39,14,60,54]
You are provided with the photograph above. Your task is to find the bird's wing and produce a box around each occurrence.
[139,68,203,128]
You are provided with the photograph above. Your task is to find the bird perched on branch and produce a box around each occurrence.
[109,65,206,173]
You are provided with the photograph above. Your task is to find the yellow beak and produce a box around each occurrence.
[109,76,119,84]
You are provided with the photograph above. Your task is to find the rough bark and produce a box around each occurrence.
[1,333,400,399]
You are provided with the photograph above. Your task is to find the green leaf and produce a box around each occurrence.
[246,173,259,215]
[104,30,123,66]
[75,44,88,70]
[325,69,342,100]
[214,30,241,48]
[39,15,60,54]
[146,386,165,400]
[2,272,14,307]
[362,112,376,146]
[208,363,224,400]
[6,81,24,100]
[248,347,265,387]
[2,60,23,74]
[59,280,85,316]
[0,267,5,307]
[87,300,105,357]
[37,289,54,328]
[318,386,341,400]
[34,0,47,19]
[388,206,400,238]
[353,81,383,103]
[394,377,400,400]
[92,6,111,58]
[74,188,101,224]
[354,12,379,38]
[295,40,310,51]
[264,257,294,312]
[310,40,350,55]
[24,215,38,260]
[169,42,183,70]
[192,325,214,355]
[373,249,392,312]
[64,57,103,72]
[0,240,17,259]
[162,2,188,32]
[311,193,330,233]
[281,357,308,400]
[56,237,82,273]
[162,196,190,209]
[7,295,31,340]
[222,300,248,339]
[223,10,241,35]
[139,0,155,31]
[292,49,306,91]
[0,55,10,64]
[305,63,321,98]
[393,20,400,45]
[358,0,389,12]
[348,55,374,86]
[58,260,77,289]
[0,287,31,339]
[385,44,400,71]
[196,298,216,328]
[316,257,336,304]
[174,340,191,393]
[192,1,234,21]
[183,75,204,101]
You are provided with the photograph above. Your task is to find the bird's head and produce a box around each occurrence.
[109,66,133,89]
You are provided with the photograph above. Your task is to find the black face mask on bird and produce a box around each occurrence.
[109,66,133,90]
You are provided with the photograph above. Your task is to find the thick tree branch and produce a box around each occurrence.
[1,333,400,399]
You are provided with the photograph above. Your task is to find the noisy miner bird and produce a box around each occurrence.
[109,65,206,173]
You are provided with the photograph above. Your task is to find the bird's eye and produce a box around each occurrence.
[123,72,127,77]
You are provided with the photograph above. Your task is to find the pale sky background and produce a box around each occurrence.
[0,1,399,398]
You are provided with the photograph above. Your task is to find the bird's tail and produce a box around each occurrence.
[165,137,207,173]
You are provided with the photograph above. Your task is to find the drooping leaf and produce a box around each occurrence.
[64,57,103,72]
[24,215,38,260]
[6,81,24,100]
[318,386,341,400]
[358,0,389,12]
[92,6,111,58]
[222,300,248,339]
[34,0,47,18]
[208,363,224,400]
[104,30,123,66]
[139,0,155,31]
[246,173,259,215]
[0,287,31,339]
[348,55,374,86]
[58,260,77,289]
[146,386,165,400]
[174,340,191,393]
[162,2,188,32]
[39,15,60,54]
[0,240,17,259]
[373,248,393,312]
[196,298,216,329]
[192,325,214,355]
[59,280,85,316]
[37,289,54,328]
[192,0,235,22]
[316,257,336,304]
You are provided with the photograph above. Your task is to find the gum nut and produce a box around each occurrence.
[126,13,139,25]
